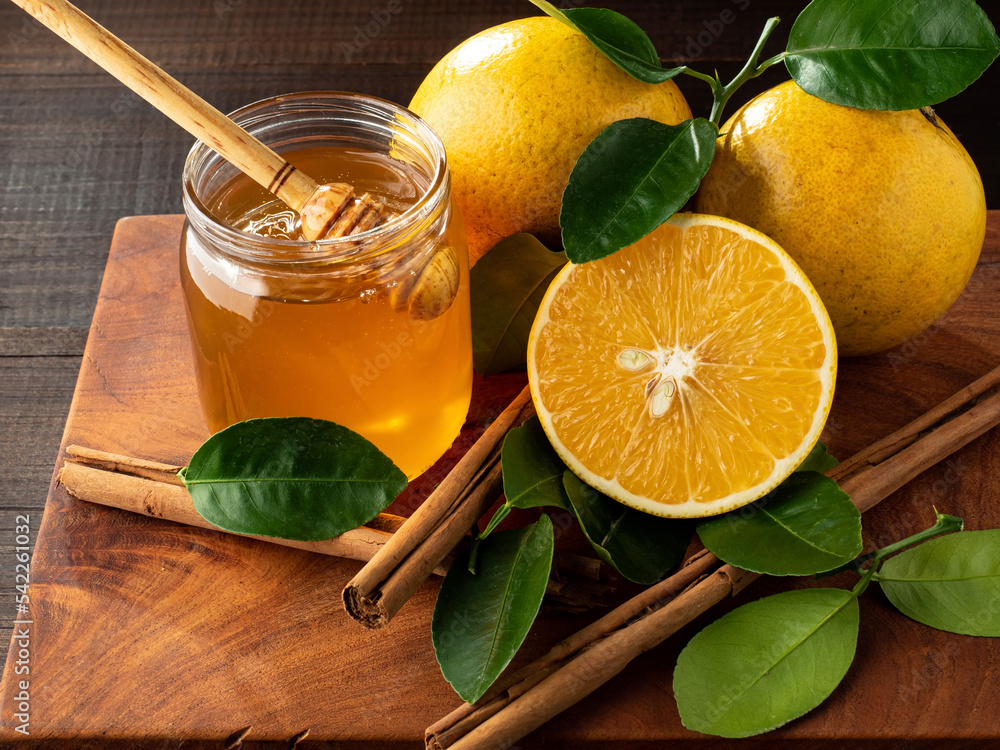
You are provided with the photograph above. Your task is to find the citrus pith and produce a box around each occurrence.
[527,214,837,518]
[409,16,692,265]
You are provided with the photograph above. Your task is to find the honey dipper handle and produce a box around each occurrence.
[11,0,319,211]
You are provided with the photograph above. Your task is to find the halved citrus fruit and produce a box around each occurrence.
[527,214,837,518]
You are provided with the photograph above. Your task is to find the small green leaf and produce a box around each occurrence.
[561,118,717,263]
[501,417,570,511]
[565,8,684,83]
[786,0,1000,110]
[795,441,838,474]
[562,471,692,585]
[432,515,554,703]
[674,588,859,738]
[697,472,861,576]
[529,2,685,83]
[877,530,1000,636]
[181,418,406,541]
[471,234,566,376]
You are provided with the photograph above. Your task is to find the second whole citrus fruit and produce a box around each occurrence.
[409,16,692,265]
[696,79,987,357]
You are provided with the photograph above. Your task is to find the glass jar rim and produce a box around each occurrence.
[181,91,449,266]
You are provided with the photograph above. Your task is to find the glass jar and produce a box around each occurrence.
[180,92,472,479]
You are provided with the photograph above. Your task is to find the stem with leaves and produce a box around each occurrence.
[547,0,999,263]
[675,512,971,739]
[823,512,965,578]
[682,16,785,126]
[867,512,964,573]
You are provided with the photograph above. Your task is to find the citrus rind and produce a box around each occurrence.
[527,214,837,519]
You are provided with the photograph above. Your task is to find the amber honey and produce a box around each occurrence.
[180,93,472,479]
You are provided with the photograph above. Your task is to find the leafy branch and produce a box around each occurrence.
[675,512,991,738]
[529,0,999,263]
[689,16,785,126]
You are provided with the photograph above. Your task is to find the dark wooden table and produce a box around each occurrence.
[1,0,998,742]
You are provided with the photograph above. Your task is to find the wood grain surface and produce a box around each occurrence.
[2,1,998,658]
[1,0,999,744]
[0,215,998,748]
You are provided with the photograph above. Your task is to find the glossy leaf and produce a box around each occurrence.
[674,588,859,738]
[432,515,554,703]
[563,471,692,584]
[795,441,838,474]
[786,0,1000,110]
[180,418,406,541]
[530,2,685,82]
[877,530,1000,636]
[561,117,717,263]
[501,417,570,511]
[530,2,685,83]
[697,472,861,576]
[471,234,566,376]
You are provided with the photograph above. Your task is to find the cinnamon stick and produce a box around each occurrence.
[58,447,411,565]
[427,548,721,748]
[829,365,1000,511]
[343,385,535,628]
[426,365,1000,750]
[58,443,611,609]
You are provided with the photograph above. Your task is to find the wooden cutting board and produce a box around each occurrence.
[2,214,1000,748]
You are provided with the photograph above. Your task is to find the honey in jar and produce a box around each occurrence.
[180,93,472,479]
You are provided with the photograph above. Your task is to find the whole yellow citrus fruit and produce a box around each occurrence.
[409,16,692,265]
[528,214,836,518]
[696,80,986,357]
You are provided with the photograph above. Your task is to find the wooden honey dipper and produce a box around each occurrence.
[12,0,387,240]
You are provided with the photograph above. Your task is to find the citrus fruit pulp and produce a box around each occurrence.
[528,214,837,518]
[409,16,692,266]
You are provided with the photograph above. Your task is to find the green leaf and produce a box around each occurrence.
[180,417,406,541]
[795,440,838,474]
[432,515,554,703]
[566,7,685,83]
[562,471,692,585]
[501,417,570,511]
[471,234,566,376]
[877,530,1000,636]
[786,0,1000,110]
[561,118,717,264]
[674,588,859,738]
[697,472,861,576]
[529,3,684,83]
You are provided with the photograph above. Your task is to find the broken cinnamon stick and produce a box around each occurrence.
[426,364,1000,750]
[343,385,535,628]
